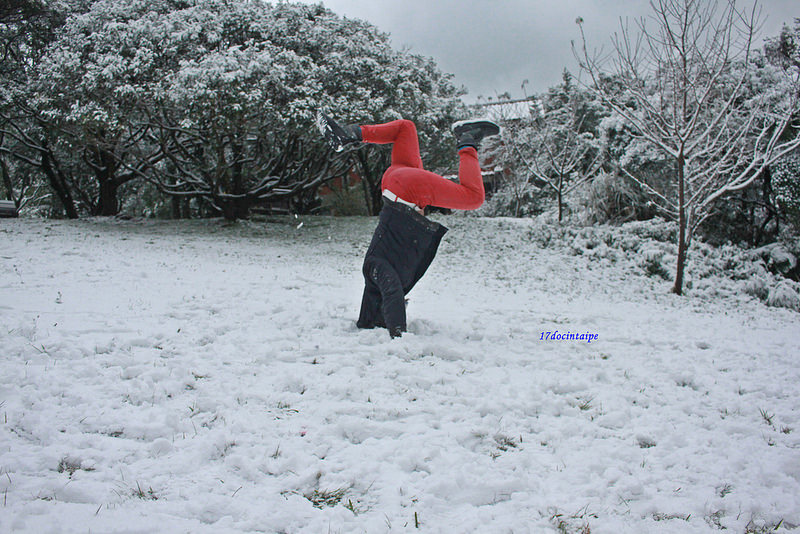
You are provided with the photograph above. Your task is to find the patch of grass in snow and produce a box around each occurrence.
[706,510,725,529]
[577,396,595,411]
[132,482,158,500]
[343,498,364,515]
[214,440,236,458]
[270,444,281,458]
[653,512,691,523]
[717,483,734,498]
[57,457,94,477]
[305,487,348,509]
[745,518,794,533]
[488,433,521,459]
[275,401,299,416]
[636,436,657,449]
[549,506,596,534]
[759,408,775,428]
[494,433,520,451]
[114,481,158,501]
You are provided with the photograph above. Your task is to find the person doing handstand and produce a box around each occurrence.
[318,114,500,338]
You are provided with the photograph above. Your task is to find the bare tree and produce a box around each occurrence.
[479,76,604,220]
[469,97,533,217]
[509,91,602,222]
[575,0,800,294]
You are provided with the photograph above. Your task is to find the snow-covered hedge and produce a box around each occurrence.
[511,217,800,311]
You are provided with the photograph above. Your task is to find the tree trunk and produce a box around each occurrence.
[236,198,249,219]
[673,231,688,295]
[98,178,119,216]
[756,167,778,245]
[92,147,121,216]
[218,198,249,221]
[360,174,372,215]
[231,142,248,219]
[171,195,182,219]
[41,149,79,219]
[356,147,388,216]
[1,155,17,205]
[672,153,687,295]
[557,186,563,223]
[219,200,235,221]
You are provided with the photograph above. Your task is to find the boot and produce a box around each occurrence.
[389,325,404,339]
[452,119,500,150]
[317,112,362,152]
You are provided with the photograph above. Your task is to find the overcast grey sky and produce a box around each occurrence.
[294,0,798,102]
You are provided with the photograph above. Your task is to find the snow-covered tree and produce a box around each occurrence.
[770,151,800,231]
[0,0,81,215]
[508,72,604,222]
[1,0,163,216]
[481,75,605,220]
[766,17,800,72]
[765,19,800,232]
[141,1,465,218]
[3,0,465,219]
[576,0,800,295]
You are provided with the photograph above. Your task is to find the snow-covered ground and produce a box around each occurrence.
[1,215,798,533]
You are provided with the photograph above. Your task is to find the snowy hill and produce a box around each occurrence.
[2,216,798,533]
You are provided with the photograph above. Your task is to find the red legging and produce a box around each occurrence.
[360,120,484,210]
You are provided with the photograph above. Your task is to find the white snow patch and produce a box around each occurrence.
[0,216,798,533]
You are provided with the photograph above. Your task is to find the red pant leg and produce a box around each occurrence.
[361,120,484,210]
[360,120,423,169]
[382,147,484,210]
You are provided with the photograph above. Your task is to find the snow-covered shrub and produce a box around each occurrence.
[752,243,798,279]
[689,243,749,280]
[566,227,597,255]
[743,264,772,301]
[514,214,798,311]
[778,234,800,281]
[766,280,800,311]
[611,233,643,253]
[687,242,800,310]
[622,218,678,243]
[319,185,369,216]
[639,246,671,279]
[526,222,562,248]
[479,183,547,218]
[579,228,602,250]
[578,171,651,224]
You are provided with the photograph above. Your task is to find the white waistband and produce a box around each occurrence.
[382,189,418,210]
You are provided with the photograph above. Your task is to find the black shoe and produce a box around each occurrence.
[389,325,404,339]
[452,119,500,150]
[316,112,362,152]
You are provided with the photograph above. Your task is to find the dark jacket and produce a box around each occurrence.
[357,198,448,333]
